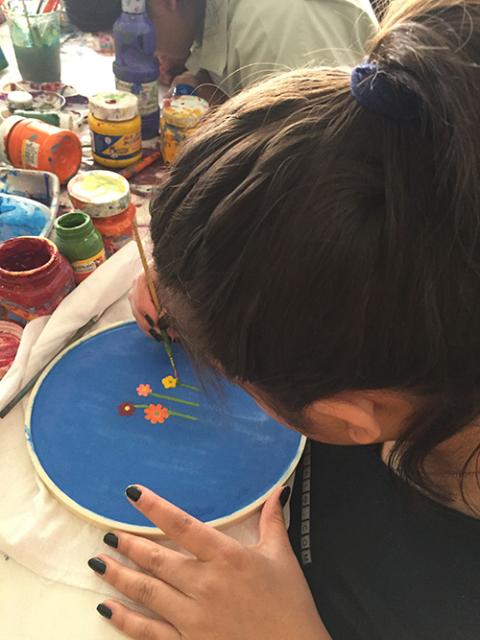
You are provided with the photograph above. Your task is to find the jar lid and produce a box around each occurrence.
[0,115,25,163]
[89,92,139,122]
[162,95,209,129]
[67,170,131,218]
[0,320,23,380]
[7,90,34,111]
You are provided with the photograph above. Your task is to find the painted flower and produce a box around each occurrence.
[119,402,136,416]
[136,383,152,397]
[144,404,170,424]
[162,376,178,389]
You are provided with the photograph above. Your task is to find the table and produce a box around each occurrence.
[0,23,155,640]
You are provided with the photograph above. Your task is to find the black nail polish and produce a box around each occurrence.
[126,485,142,502]
[88,557,106,575]
[158,317,170,331]
[144,314,155,328]
[280,486,291,508]
[149,328,162,343]
[97,604,112,619]
[103,532,118,549]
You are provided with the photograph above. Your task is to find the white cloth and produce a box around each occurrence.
[0,242,267,596]
[187,0,378,96]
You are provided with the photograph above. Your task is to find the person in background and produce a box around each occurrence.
[148,0,378,96]
[64,0,377,95]
[63,0,121,32]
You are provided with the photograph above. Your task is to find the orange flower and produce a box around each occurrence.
[144,404,170,424]
[162,376,178,389]
[136,383,152,397]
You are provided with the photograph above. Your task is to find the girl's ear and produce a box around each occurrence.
[306,394,382,445]
[164,0,178,11]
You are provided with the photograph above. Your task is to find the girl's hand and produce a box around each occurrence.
[88,485,331,640]
[129,270,164,339]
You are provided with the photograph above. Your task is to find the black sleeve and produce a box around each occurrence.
[63,0,122,32]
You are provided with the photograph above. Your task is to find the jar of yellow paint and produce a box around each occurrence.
[160,94,209,166]
[88,92,142,169]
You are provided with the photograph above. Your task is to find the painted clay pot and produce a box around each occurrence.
[0,236,75,326]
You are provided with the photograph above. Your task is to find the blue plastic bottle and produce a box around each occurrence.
[113,0,160,140]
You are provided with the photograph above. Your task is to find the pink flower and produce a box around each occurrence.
[136,384,152,397]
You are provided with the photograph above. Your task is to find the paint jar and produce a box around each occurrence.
[92,203,136,257]
[0,115,82,184]
[88,92,142,169]
[54,211,106,284]
[67,170,130,218]
[0,236,75,326]
[160,94,209,166]
[113,0,160,140]
[0,320,23,379]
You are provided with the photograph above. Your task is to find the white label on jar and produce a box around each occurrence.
[116,79,159,116]
[22,140,40,168]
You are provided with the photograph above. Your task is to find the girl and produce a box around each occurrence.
[90,0,480,638]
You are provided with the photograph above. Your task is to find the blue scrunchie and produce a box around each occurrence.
[351,62,419,121]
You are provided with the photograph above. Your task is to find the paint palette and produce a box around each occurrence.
[0,193,52,242]
[26,322,305,535]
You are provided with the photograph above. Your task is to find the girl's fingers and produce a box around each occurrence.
[89,555,187,626]
[97,599,180,640]
[108,531,198,595]
[126,485,241,562]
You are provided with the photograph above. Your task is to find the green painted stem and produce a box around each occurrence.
[150,392,200,407]
[134,404,148,408]
[179,383,200,392]
[169,410,198,421]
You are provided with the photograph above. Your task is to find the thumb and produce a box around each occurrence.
[258,485,291,553]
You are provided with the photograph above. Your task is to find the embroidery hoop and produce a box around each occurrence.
[25,321,306,537]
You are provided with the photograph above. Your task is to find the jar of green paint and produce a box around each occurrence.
[54,211,106,284]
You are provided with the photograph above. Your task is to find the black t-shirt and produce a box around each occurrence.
[289,441,480,640]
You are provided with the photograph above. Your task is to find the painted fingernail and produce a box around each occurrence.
[97,603,112,619]
[144,314,155,328]
[158,316,169,331]
[126,485,142,502]
[103,532,118,549]
[88,557,106,575]
[149,328,162,343]
[280,486,291,508]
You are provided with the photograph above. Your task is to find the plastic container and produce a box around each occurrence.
[160,94,209,165]
[68,170,131,218]
[0,115,82,184]
[88,92,142,169]
[92,203,136,257]
[4,8,61,83]
[113,0,159,140]
[0,236,75,326]
[54,211,106,284]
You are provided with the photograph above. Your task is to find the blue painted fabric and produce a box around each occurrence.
[28,322,303,528]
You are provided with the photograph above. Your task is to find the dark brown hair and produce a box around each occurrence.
[151,0,480,500]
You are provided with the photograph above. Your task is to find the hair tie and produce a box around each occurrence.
[350,62,419,121]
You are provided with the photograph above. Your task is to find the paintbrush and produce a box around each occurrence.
[131,218,179,380]
[0,316,99,420]
[20,0,37,44]
[119,151,163,181]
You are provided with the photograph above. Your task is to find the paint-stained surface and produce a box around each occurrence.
[27,322,303,529]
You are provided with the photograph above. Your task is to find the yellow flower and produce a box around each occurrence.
[162,376,178,389]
